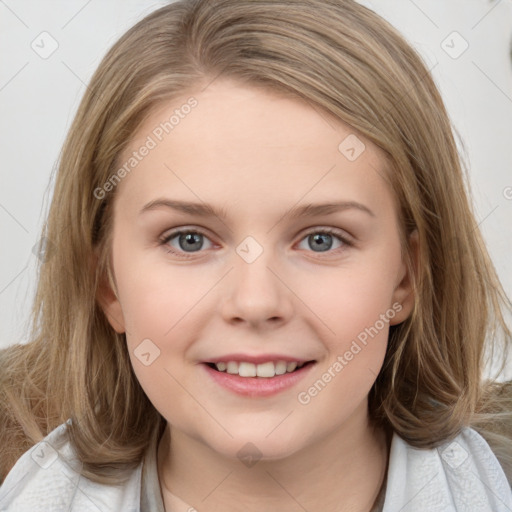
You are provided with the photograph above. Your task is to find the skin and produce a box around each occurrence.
[99,78,417,512]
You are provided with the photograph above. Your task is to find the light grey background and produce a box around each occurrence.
[1,0,511,378]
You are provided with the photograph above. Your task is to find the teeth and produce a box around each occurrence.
[226,361,238,374]
[213,360,307,378]
[275,361,287,375]
[216,362,227,372]
[239,362,256,377]
[286,362,297,373]
[256,362,274,378]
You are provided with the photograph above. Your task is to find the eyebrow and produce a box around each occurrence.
[140,198,375,219]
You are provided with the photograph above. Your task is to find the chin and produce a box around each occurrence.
[201,427,306,464]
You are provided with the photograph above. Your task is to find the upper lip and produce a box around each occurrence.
[204,353,315,365]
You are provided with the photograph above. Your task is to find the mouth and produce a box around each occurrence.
[201,358,317,397]
[204,360,316,378]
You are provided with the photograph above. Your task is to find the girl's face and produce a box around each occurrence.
[100,79,415,460]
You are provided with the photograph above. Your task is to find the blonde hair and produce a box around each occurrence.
[1,0,511,486]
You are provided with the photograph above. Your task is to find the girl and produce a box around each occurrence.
[1,0,511,510]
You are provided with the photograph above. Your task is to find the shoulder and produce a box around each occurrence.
[383,427,512,512]
[0,422,142,512]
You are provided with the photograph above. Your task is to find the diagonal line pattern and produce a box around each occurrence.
[61,0,94,29]
[163,367,234,438]
[0,471,29,503]
[472,61,512,106]
[475,205,500,230]
[266,164,337,234]
[163,164,338,338]
[163,267,234,336]
[0,62,29,92]
[265,410,294,437]
[200,470,234,502]
[60,470,103,511]
[406,0,439,29]
[0,264,28,295]
[61,60,106,107]
[468,468,512,511]
[397,471,438,511]
[61,60,89,89]
[265,471,310,511]
[265,266,336,335]
[0,0,29,28]
[471,0,503,30]
[308,101,338,132]
[0,203,29,233]
[377,61,439,135]
[164,163,232,233]
[199,69,226,94]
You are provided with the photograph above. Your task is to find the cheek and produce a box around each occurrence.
[112,246,210,407]
[303,260,399,350]
[114,244,203,340]
[293,248,400,404]
[119,267,200,429]
[295,267,393,423]
[332,277,395,348]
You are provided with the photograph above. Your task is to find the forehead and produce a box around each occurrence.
[113,79,394,218]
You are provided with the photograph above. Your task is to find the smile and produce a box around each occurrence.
[206,360,312,378]
[202,360,317,397]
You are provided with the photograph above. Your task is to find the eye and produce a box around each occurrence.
[160,229,214,258]
[159,227,352,259]
[296,228,352,255]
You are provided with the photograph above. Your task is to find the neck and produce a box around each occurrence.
[157,403,389,512]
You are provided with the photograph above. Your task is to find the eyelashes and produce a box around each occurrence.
[160,229,215,257]
[158,226,353,259]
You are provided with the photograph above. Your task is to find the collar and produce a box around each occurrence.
[1,424,510,511]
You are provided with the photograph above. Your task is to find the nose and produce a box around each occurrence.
[220,246,294,329]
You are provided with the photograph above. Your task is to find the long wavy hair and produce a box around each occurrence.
[1,0,511,486]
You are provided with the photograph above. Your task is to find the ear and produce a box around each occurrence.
[389,229,419,325]
[95,256,126,334]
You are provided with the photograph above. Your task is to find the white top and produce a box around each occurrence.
[0,421,511,511]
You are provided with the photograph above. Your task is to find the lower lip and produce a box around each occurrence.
[202,362,316,397]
